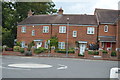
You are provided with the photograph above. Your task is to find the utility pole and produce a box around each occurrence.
[66,18,69,57]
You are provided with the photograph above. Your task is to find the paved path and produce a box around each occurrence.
[1,55,119,78]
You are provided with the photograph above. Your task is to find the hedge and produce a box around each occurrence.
[56,49,75,53]
[88,51,99,55]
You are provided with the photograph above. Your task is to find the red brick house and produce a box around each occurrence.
[94,9,118,51]
[17,8,119,56]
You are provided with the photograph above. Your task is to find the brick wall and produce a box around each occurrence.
[98,24,116,36]
[17,25,97,48]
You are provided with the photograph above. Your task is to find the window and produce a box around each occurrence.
[104,25,108,32]
[73,31,77,37]
[58,42,65,49]
[59,26,66,33]
[32,30,35,36]
[44,41,48,49]
[21,41,25,48]
[87,27,95,34]
[102,42,104,48]
[21,26,26,33]
[43,26,49,33]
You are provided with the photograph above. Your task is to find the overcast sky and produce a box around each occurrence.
[53,0,119,14]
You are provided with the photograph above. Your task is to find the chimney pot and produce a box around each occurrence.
[58,8,63,15]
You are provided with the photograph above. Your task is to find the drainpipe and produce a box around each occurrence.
[50,24,52,38]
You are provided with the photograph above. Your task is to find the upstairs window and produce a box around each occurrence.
[58,42,65,49]
[21,26,26,33]
[43,26,49,33]
[32,30,35,36]
[59,26,66,33]
[87,27,95,34]
[104,25,108,32]
[73,31,77,37]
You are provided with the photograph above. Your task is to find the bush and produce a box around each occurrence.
[93,51,99,55]
[88,51,93,55]
[34,47,46,54]
[78,54,84,56]
[56,49,75,53]
[88,51,99,55]
[111,51,117,57]
[13,46,20,52]
[102,50,108,54]
[25,51,32,56]
[16,42,21,46]
[19,48,24,53]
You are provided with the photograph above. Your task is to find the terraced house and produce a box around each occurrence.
[17,8,120,56]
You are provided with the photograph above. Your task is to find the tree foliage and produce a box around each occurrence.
[48,36,58,49]
[2,1,57,47]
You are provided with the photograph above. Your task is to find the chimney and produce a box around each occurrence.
[58,8,63,15]
[28,10,33,17]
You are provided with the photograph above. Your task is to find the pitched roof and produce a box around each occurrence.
[18,14,97,25]
[95,9,118,24]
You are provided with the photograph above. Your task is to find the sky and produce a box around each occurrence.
[53,0,120,14]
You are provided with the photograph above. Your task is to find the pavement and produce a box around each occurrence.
[1,55,119,78]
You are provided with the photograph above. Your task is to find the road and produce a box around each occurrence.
[1,55,118,78]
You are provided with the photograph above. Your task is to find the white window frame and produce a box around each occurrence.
[32,30,35,36]
[104,25,108,32]
[21,26,26,33]
[21,41,25,48]
[59,26,66,33]
[44,41,48,49]
[102,42,104,48]
[87,27,95,34]
[43,26,49,33]
[58,42,65,49]
[73,31,77,37]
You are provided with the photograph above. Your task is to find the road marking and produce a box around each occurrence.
[0,66,30,70]
[57,64,67,70]
[8,63,53,68]
[2,67,31,70]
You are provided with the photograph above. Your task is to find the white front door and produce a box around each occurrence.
[37,42,42,48]
[79,44,86,55]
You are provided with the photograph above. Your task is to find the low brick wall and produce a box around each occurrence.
[2,51,21,56]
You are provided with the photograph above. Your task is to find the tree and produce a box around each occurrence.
[2,28,14,47]
[2,1,57,47]
[48,36,58,49]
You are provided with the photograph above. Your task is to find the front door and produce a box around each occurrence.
[79,44,86,55]
[36,42,42,48]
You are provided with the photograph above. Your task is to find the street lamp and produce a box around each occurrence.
[66,18,69,57]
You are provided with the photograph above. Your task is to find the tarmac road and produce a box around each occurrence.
[1,55,118,78]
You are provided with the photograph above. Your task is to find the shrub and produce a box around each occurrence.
[25,51,32,56]
[13,46,20,52]
[111,51,117,57]
[88,51,94,55]
[102,50,108,54]
[56,49,75,53]
[28,41,35,51]
[93,51,99,55]
[16,42,21,46]
[88,51,99,55]
[19,48,24,53]
[78,54,84,56]
[34,47,46,54]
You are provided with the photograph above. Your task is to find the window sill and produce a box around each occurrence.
[21,32,26,33]
[87,34,94,35]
